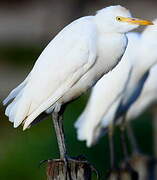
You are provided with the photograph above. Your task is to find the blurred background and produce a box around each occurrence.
[0,0,156,179]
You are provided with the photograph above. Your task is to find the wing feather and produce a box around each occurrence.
[3,73,30,105]
[4,17,97,129]
[23,57,96,130]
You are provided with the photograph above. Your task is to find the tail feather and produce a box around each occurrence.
[4,74,32,127]
[74,112,85,129]
[75,111,102,147]
[9,101,19,123]
[5,91,31,127]
[5,89,24,119]
[5,101,16,118]
[13,96,31,128]
[3,74,30,106]
[75,112,88,141]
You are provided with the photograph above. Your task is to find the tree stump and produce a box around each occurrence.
[46,157,96,180]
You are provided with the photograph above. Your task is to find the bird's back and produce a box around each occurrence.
[127,64,157,120]
[4,16,98,128]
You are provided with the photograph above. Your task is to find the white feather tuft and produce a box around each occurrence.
[3,74,30,105]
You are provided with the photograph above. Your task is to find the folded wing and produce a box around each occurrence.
[4,17,97,129]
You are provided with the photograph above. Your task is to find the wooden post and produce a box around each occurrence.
[46,157,96,180]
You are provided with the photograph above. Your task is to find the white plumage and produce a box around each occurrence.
[126,64,157,121]
[76,20,157,147]
[3,5,151,131]
[75,32,139,146]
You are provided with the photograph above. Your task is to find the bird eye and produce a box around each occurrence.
[116,17,121,21]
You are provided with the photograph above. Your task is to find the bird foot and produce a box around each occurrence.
[67,155,99,179]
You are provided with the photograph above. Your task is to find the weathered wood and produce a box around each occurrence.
[46,157,95,180]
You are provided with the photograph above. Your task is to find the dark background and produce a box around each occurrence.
[0,0,156,179]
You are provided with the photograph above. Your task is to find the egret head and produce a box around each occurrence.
[94,5,153,33]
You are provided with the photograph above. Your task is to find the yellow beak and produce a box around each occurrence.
[118,16,153,26]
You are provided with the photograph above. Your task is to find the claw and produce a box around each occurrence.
[75,155,100,179]
[39,159,52,168]
[91,165,100,179]
[64,155,99,179]
[62,156,72,180]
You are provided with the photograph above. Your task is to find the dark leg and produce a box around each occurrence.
[106,123,121,180]
[52,109,72,179]
[52,111,67,159]
[108,124,115,169]
[126,121,140,154]
[120,114,129,160]
[47,106,96,179]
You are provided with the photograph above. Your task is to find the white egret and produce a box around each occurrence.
[75,32,139,174]
[75,32,139,147]
[3,5,152,161]
[75,22,157,177]
[119,64,157,180]
[75,20,157,147]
